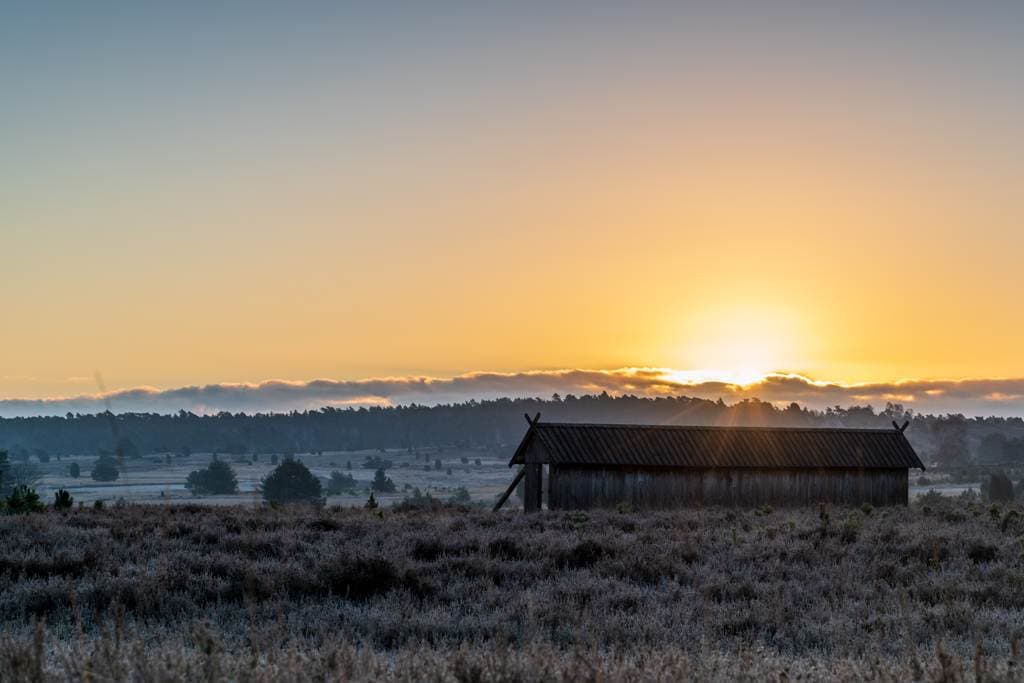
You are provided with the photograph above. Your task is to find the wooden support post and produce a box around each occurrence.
[492,468,526,512]
[524,462,542,513]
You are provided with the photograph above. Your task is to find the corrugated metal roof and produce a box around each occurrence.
[510,422,925,470]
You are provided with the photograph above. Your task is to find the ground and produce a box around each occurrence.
[1,496,1023,681]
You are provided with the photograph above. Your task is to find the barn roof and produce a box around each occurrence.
[509,422,925,470]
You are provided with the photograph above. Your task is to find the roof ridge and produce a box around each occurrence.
[535,422,904,434]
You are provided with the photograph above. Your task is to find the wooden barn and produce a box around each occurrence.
[496,416,925,511]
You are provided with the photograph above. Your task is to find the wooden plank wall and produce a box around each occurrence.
[548,466,909,509]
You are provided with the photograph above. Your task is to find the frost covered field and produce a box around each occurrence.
[31,447,511,507]
[2,496,1024,681]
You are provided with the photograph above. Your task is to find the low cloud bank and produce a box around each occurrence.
[2,369,1024,418]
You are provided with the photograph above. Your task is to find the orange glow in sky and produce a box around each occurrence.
[3,5,1024,405]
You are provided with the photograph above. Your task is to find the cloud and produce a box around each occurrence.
[3,369,1024,417]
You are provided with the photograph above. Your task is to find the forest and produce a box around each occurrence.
[2,393,1024,470]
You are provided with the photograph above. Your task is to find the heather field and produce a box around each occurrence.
[2,497,1024,681]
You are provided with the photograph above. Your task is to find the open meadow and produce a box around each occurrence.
[29,447,512,508]
[2,496,1024,681]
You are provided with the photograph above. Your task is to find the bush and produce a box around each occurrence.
[326,471,358,495]
[5,485,45,514]
[362,455,393,471]
[261,461,323,504]
[371,468,396,493]
[53,489,73,510]
[186,460,239,495]
[988,471,1015,502]
[558,540,611,569]
[448,487,471,504]
[320,557,399,600]
[983,473,1015,505]
[91,456,120,482]
[68,462,80,478]
[394,488,445,512]
[967,542,998,563]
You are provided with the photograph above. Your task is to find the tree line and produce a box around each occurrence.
[2,393,1024,468]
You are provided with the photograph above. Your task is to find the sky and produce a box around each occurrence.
[3,3,1024,416]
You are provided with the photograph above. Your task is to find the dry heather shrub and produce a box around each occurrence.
[0,497,1023,680]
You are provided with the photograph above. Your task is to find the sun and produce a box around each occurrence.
[669,307,802,386]
[663,364,770,388]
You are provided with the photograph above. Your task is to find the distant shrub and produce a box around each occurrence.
[371,468,396,493]
[260,461,323,505]
[362,455,393,471]
[448,487,471,505]
[365,492,378,510]
[270,454,279,466]
[326,471,358,495]
[91,456,120,482]
[394,488,444,512]
[53,489,73,510]
[474,458,482,466]
[68,462,80,478]
[93,500,104,510]
[916,489,945,510]
[186,460,239,495]
[5,485,45,514]
[434,458,442,470]
[988,471,1015,502]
